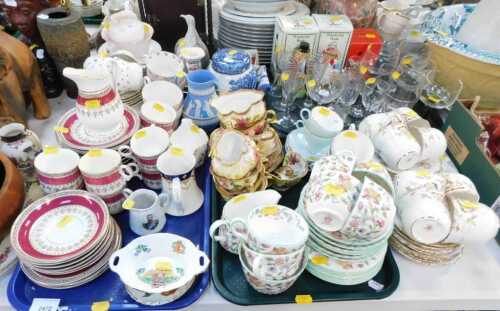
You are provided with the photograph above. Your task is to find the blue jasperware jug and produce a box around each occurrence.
[183,70,219,129]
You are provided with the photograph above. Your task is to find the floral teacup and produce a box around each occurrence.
[409,127,447,162]
[352,159,394,196]
[445,199,499,244]
[443,173,480,202]
[341,177,396,241]
[394,169,446,204]
[241,241,305,281]
[304,172,362,232]
[209,190,281,254]
[310,150,356,182]
[230,204,309,255]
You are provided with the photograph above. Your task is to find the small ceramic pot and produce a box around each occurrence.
[242,241,305,281]
[304,172,362,232]
[179,47,205,73]
[0,153,24,237]
[394,169,446,204]
[210,90,266,130]
[331,130,375,163]
[341,177,396,241]
[156,146,204,216]
[109,233,209,294]
[409,127,447,162]
[445,199,499,244]
[296,107,344,138]
[208,49,257,93]
[372,125,421,171]
[145,51,185,84]
[0,122,42,183]
[209,190,281,254]
[140,101,178,133]
[142,80,184,119]
[34,147,83,194]
[399,195,451,244]
[239,243,307,295]
[79,148,141,214]
[170,118,209,168]
[443,173,480,202]
[124,189,167,236]
[230,204,309,255]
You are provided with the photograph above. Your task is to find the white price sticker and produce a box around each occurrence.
[29,298,60,311]
[368,280,384,292]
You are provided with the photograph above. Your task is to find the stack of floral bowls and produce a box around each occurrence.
[211,90,283,173]
[390,170,499,265]
[209,129,267,200]
[297,152,397,285]
[10,190,121,289]
[233,204,309,295]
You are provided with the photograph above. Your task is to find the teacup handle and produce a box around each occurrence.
[193,249,210,275]
[229,217,248,241]
[120,163,141,181]
[251,255,267,279]
[266,110,278,124]
[118,145,134,160]
[209,219,230,243]
[300,108,311,122]
[144,76,152,85]
[295,120,304,129]
[122,188,133,198]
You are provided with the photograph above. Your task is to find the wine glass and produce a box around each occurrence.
[275,71,303,133]
[360,41,401,77]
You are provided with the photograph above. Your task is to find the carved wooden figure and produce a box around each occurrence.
[0,30,51,123]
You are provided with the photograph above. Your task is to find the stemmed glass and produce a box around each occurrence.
[270,47,292,99]
[275,71,303,133]
[361,78,395,114]
[360,41,401,77]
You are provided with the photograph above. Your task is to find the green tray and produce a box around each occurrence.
[211,179,400,305]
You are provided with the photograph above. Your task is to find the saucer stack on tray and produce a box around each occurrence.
[209,129,267,200]
[217,1,310,65]
[10,190,121,289]
[296,152,397,285]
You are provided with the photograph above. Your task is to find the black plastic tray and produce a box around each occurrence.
[211,179,400,305]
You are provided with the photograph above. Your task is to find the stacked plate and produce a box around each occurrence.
[390,216,464,266]
[297,188,391,285]
[120,90,143,108]
[217,1,310,65]
[10,190,122,289]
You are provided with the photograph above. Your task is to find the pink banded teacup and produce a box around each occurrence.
[34,147,83,194]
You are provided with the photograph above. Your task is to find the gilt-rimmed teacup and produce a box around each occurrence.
[443,173,480,202]
[35,146,83,194]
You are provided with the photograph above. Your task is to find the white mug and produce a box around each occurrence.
[373,125,421,171]
[124,189,167,236]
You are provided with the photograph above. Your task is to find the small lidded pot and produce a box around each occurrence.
[208,48,257,93]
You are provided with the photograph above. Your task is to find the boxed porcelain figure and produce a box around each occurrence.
[312,14,353,71]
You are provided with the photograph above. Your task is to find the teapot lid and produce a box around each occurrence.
[107,11,145,43]
[211,48,251,75]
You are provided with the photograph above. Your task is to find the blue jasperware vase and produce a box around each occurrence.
[183,70,219,128]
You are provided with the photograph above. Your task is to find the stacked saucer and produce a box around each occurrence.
[210,129,267,200]
[10,190,121,289]
[218,1,309,65]
[120,90,143,108]
[297,153,396,285]
[390,216,464,265]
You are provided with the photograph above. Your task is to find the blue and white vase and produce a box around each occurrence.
[208,48,257,93]
[183,70,219,128]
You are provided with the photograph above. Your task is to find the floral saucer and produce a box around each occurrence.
[55,106,140,153]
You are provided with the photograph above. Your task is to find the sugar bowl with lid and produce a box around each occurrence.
[208,48,257,93]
